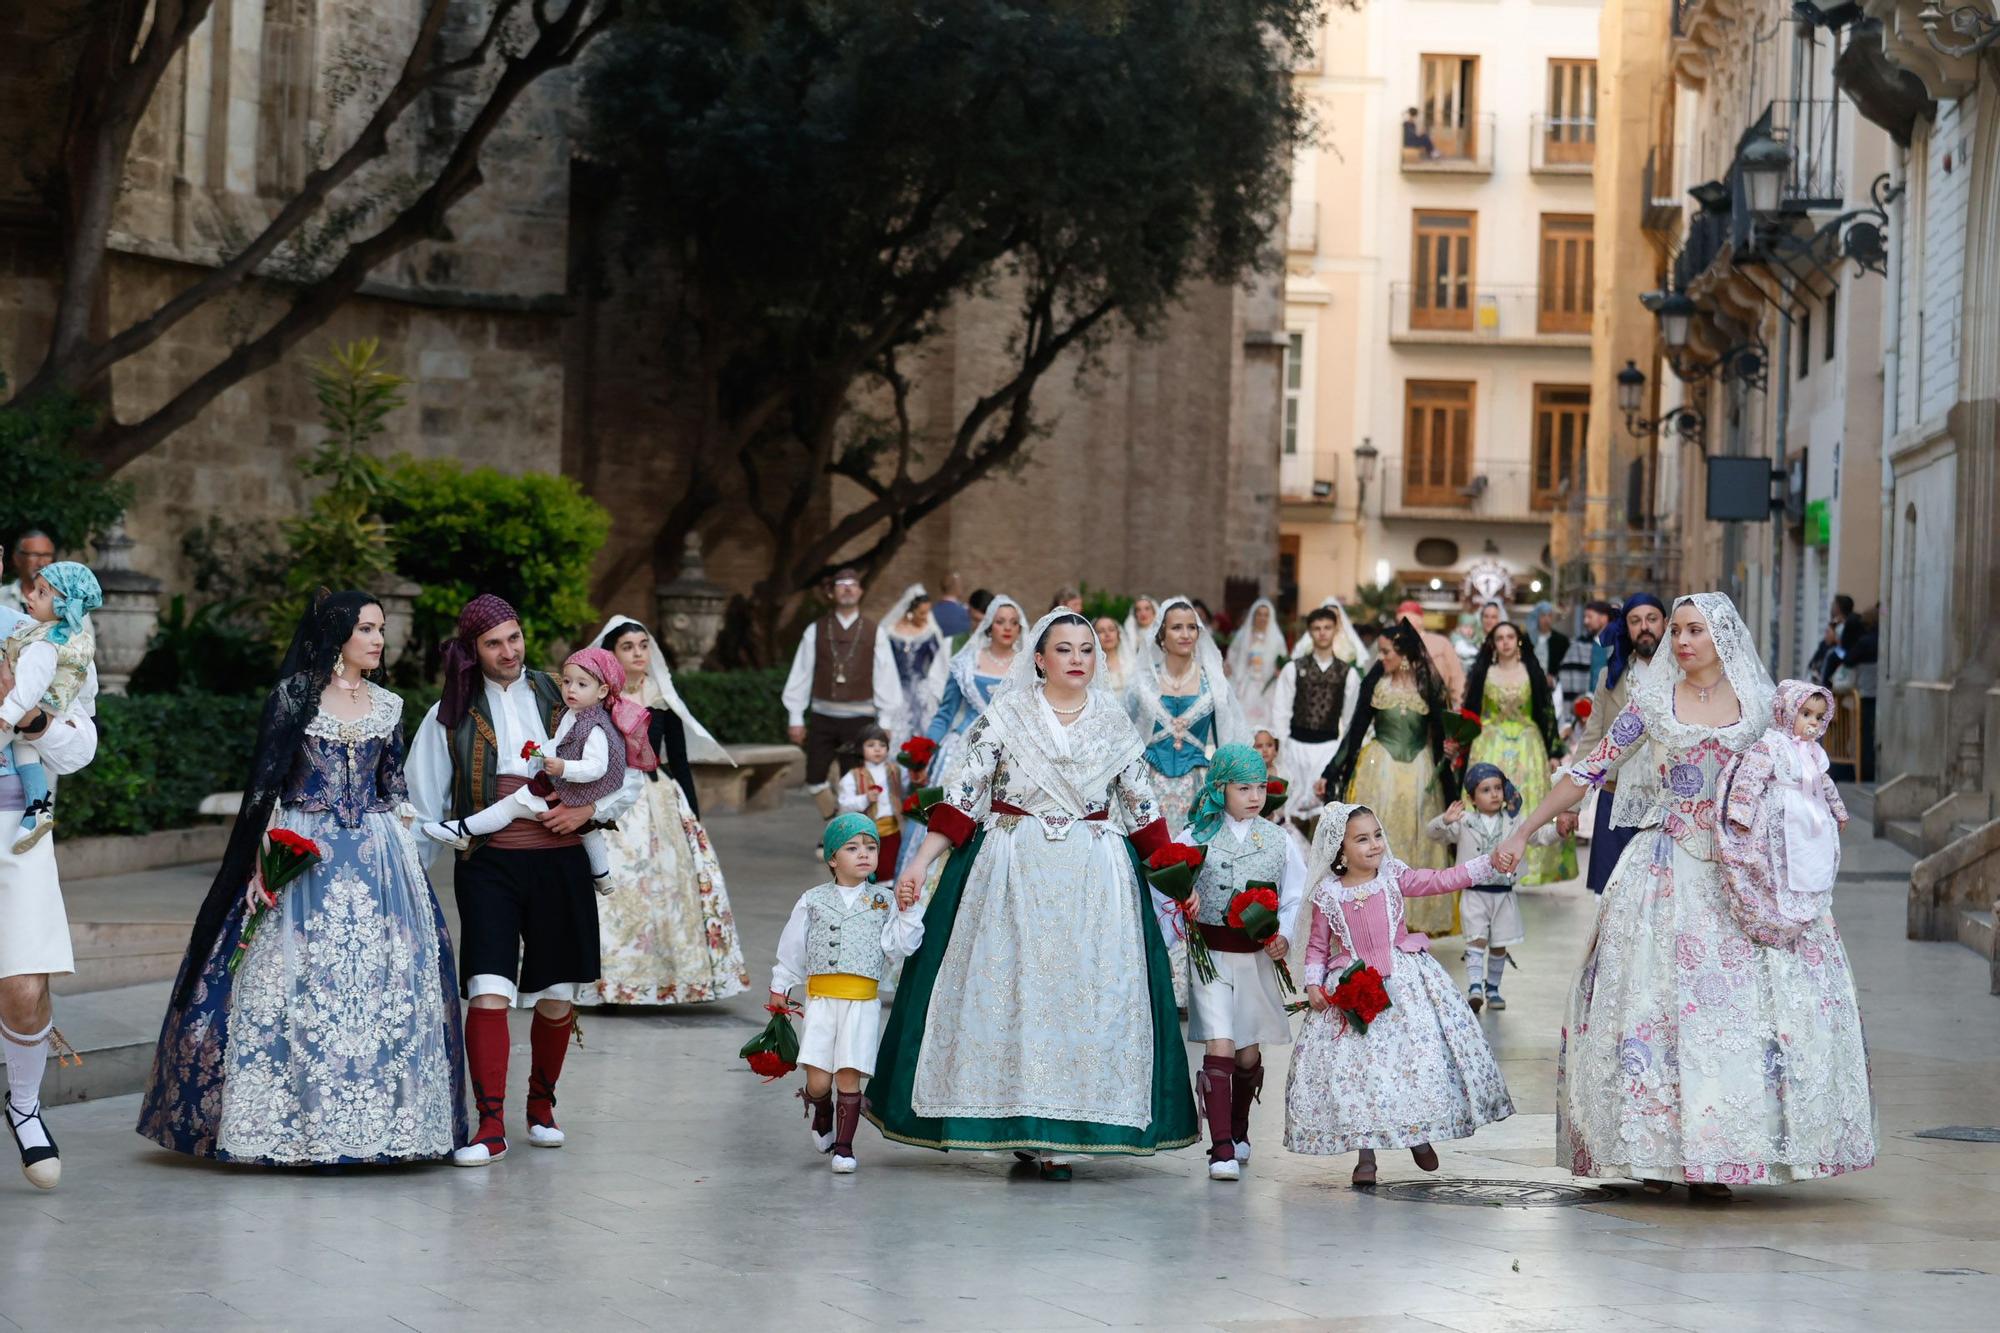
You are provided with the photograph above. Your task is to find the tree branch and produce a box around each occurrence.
[72,1,621,474]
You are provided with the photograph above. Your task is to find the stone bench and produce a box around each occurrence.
[693,743,805,815]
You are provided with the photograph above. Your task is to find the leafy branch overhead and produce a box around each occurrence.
[586,0,1322,660]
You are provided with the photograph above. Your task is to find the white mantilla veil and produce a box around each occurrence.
[884,583,942,645]
[1298,799,1410,957]
[1134,596,1250,751]
[946,594,1024,697]
[1227,597,1291,683]
[1289,597,1369,667]
[1122,595,1159,664]
[593,614,733,765]
[1632,592,1774,753]
[978,609,1146,828]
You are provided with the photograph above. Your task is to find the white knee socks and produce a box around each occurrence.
[1463,944,1488,992]
[1485,952,1507,995]
[3,1018,52,1151]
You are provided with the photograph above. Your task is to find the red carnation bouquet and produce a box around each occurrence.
[1144,843,1217,983]
[1572,697,1593,721]
[896,737,938,774]
[520,740,543,762]
[1259,778,1289,820]
[1228,883,1296,993]
[900,785,945,826]
[1441,708,1482,754]
[229,828,324,975]
[1326,959,1393,1034]
[740,1000,803,1081]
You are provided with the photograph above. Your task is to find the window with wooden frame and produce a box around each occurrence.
[1419,54,1479,160]
[1412,210,1477,331]
[1532,384,1590,511]
[1544,59,1597,165]
[1404,381,1475,508]
[1538,214,1593,334]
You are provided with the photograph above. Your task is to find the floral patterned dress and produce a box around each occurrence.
[138,685,466,1165]
[1284,854,1514,1155]
[1344,678,1454,934]
[1558,700,1876,1185]
[580,681,749,1006]
[1467,677,1576,884]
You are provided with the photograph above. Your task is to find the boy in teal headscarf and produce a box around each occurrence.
[2,561,102,852]
[768,811,924,1174]
[1171,743,1309,1181]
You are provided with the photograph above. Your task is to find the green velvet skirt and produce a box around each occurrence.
[864,829,1199,1155]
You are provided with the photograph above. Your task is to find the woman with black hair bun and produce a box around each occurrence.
[139,591,465,1166]
[1463,620,1575,885]
[1316,620,1459,936]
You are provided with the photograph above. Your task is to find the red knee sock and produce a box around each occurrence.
[832,1091,863,1158]
[1200,1054,1237,1163]
[1231,1061,1264,1146]
[465,1006,510,1152]
[527,1009,573,1130]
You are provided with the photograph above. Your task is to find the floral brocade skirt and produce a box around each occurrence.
[580,775,748,1006]
[1557,829,1877,1184]
[137,808,465,1165]
[1345,743,1456,935]
[1283,949,1513,1155]
[1468,720,1576,885]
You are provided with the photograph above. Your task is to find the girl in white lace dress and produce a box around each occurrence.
[1496,593,1876,1198]
[1283,803,1514,1187]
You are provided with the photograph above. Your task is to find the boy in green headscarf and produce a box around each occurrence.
[768,812,924,1174]
[1170,743,1308,1181]
[1,561,102,853]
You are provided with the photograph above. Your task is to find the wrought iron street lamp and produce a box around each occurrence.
[1615,361,1707,444]
[1738,127,1792,217]
[1657,291,1696,352]
[1918,0,2000,57]
[1353,437,1379,514]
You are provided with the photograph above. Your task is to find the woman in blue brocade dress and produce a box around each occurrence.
[138,592,465,1165]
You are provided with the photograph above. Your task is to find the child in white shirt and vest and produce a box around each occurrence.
[770,813,923,1173]
[835,725,903,874]
[1424,762,1564,1012]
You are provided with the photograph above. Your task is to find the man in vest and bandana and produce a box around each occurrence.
[407,594,642,1166]
[781,568,903,809]
[1268,605,1362,836]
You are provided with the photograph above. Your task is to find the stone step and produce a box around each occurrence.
[0,979,169,1107]
[51,921,189,996]
[1885,818,1925,857]
[1957,907,1996,962]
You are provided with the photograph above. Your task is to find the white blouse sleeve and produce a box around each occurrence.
[770,896,812,995]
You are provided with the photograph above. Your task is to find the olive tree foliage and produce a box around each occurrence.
[585,0,1325,661]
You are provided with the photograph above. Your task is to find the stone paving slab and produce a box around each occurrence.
[4,797,1995,1331]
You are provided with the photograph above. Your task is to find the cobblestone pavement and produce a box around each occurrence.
[6,799,1998,1332]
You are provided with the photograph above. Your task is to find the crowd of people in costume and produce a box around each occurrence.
[6,566,1874,1211]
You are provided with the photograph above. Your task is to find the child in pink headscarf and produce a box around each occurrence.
[1716,679,1850,947]
[425,647,655,887]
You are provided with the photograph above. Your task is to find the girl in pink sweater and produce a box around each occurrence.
[1283,802,1515,1186]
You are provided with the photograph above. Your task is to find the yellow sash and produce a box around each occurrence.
[807,973,880,1000]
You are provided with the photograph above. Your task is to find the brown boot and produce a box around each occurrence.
[799,1087,835,1154]
[1230,1062,1263,1163]
[830,1091,863,1173]
[1199,1054,1239,1178]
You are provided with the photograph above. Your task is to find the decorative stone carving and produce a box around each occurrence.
[90,520,162,695]
[655,533,728,668]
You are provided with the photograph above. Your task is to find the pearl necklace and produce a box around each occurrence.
[1044,689,1087,716]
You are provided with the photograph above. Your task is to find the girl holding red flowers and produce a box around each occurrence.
[1171,743,1307,1181]
[140,591,466,1167]
[1283,803,1513,1188]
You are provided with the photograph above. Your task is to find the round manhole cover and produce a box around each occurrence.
[1369,1180,1625,1208]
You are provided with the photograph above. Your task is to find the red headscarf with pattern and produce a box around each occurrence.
[439,593,520,729]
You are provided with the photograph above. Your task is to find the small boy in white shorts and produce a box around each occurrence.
[1425,762,1561,1013]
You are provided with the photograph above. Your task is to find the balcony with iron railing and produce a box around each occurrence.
[1401,112,1497,175]
[1765,98,1845,212]
[1640,146,1684,235]
[1529,112,1595,174]
[1279,448,1345,510]
[1377,456,1574,524]
[1388,282,1593,348]
[1287,200,1319,254]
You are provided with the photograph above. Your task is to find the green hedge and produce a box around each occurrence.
[61,693,266,839]
[675,668,789,744]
